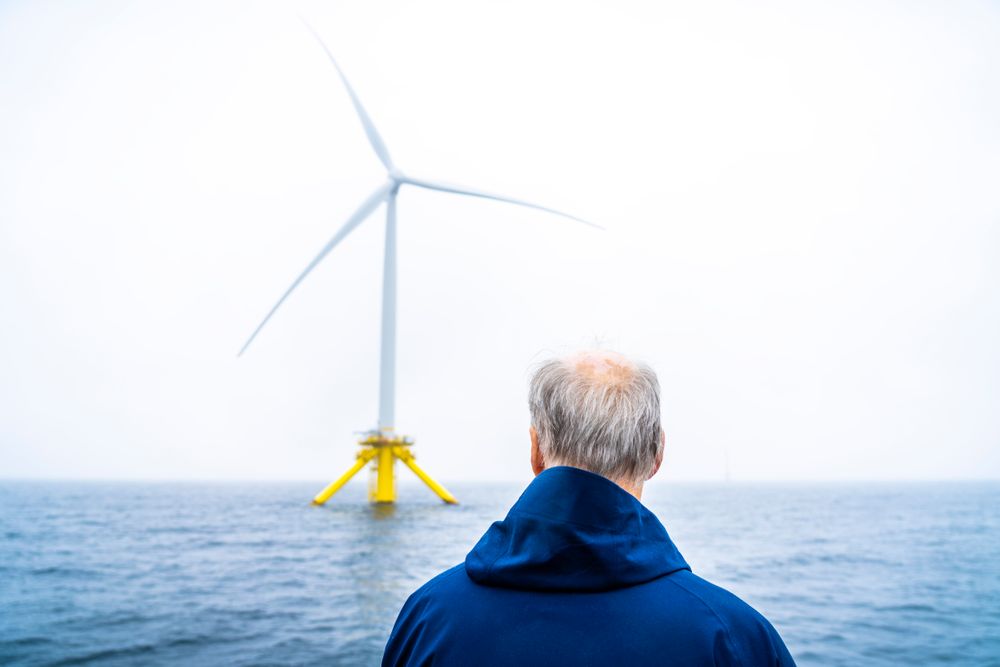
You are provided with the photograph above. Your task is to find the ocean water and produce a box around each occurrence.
[1,480,998,666]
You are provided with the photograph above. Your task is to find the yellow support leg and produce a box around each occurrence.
[310,433,457,506]
[393,446,458,504]
[312,449,377,505]
[371,443,396,503]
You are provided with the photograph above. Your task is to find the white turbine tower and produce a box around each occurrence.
[240,22,600,506]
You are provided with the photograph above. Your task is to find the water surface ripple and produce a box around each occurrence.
[1,481,998,666]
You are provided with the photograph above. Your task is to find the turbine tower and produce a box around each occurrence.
[240,22,599,505]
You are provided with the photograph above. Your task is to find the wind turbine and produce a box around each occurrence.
[240,22,600,506]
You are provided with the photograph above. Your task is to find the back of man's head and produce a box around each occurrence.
[528,350,662,488]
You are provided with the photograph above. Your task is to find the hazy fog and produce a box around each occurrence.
[2,0,998,483]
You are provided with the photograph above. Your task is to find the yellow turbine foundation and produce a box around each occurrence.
[311,433,457,506]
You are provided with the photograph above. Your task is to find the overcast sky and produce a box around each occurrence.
[1,0,998,484]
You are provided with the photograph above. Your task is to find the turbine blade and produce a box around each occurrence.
[300,18,394,171]
[238,182,393,356]
[402,176,603,230]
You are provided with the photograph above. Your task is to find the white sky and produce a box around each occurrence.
[1,0,998,483]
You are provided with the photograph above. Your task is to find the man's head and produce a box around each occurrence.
[528,350,664,495]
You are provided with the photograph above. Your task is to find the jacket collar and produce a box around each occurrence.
[465,466,689,592]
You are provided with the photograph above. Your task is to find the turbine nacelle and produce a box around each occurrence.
[388,167,407,187]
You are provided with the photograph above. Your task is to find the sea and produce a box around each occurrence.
[1,480,998,666]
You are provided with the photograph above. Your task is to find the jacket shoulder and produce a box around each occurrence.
[406,563,469,604]
[382,565,469,667]
[664,571,796,666]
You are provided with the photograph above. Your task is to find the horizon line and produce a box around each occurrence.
[1,475,998,485]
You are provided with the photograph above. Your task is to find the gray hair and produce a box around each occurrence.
[528,351,663,486]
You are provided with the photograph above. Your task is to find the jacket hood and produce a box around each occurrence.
[465,466,689,592]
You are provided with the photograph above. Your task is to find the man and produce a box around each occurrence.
[383,350,795,666]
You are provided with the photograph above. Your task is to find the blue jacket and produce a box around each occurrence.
[383,466,795,666]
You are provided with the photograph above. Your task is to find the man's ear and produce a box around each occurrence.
[648,429,665,480]
[530,426,545,477]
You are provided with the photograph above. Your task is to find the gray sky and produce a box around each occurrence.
[1,0,998,483]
